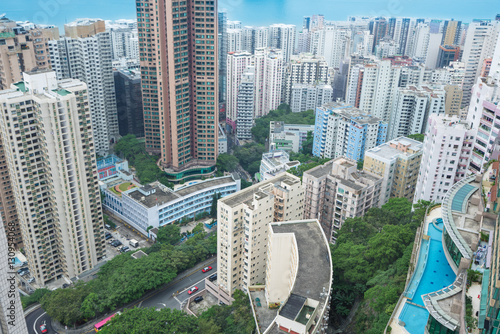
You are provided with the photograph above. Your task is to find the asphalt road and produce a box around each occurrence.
[26,307,54,334]
[140,262,217,310]
[24,260,217,333]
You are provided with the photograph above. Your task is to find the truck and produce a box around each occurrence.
[129,239,139,248]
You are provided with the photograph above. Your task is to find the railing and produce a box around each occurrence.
[441,176,476,259]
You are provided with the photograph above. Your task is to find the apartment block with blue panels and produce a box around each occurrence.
[101,175,241,235]
[312,102,387,160]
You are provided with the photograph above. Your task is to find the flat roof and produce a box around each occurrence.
[305,161,332,178]
[175,176,234,197]
[220,173,299,208]
[128,186,180,208]
[272,220,331,318]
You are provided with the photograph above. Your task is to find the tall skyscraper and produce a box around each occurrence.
[268,24,296,63]
[253,48,284,118]
[235,66,255,142]
[49,19,119,156]
[461,19,500,107]
[0,71,105,285]
[414,115,474,203]
[218,11,228,102]
[136,0,219,178]
[226,51,253,129]
[441,20,462,46]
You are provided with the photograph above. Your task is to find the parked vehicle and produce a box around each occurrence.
[105,224,111,230]
[188,286,198,295]
[111,240,122,247]
[129,239,139,248]
[194,296,203,303]
[208,273,217,282]
[17,268,28,275]
[120,246,130,253]
[105,233,113,240]
[28,277,35,283]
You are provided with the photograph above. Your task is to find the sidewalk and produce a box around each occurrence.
[50,256,216,333]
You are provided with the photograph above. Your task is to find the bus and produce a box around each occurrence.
[94,312,120,332]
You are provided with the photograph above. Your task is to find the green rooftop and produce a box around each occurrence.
[0,31,15,38]
[52,89,71,96]
[13,82,26,93]
[296,305,315,325]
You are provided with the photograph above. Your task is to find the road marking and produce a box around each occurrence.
[33,311,46,334]
[174,296,181,304]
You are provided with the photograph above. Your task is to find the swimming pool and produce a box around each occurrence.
[11,257,23,267]
[399,220,456,333]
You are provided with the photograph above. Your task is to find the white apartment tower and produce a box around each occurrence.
[282,53,331,105]
[254,48,284,118]
[217,173,304,294]
[461,19,500,107]
[388,85,446,140]
[49,19,119,156]
[268,24,296,63]
[414,115,474,203]
[226,51,253,127]
[316,26,352,70]
[236,67,255,142]
[0,71,105,285]
[290,83,333,113]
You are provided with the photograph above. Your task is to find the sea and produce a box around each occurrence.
[2,0,497,30]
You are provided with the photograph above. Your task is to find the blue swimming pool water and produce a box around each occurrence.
[11,257,22,266]
[399,221,456,334]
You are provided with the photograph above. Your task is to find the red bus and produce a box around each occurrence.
[94,313,119,332]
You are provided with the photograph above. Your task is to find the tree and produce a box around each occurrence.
[210,192,221,218]
[407,133,424,142]
[216,154,239,173]
[357,160,364,170]
[301,131,314,155]
[80,292,103,320]
[156,224,181,245]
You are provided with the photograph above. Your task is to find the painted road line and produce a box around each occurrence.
[32,311,46,334]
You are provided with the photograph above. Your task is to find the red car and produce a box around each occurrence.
[188,286,198,295]
[202,266,213,273]
[40,324,48,333]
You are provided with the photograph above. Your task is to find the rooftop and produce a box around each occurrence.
[271,221,331,311]
[220,173,300,208]
[366,136,423,160]
[304,160,333,178]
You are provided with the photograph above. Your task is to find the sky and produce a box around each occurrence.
[2,0,498,30]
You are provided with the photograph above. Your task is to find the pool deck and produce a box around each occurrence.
[389,207,442,334]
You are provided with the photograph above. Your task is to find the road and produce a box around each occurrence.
[140,262,217,310]
[26,307,54,334]
[24,260,217,333]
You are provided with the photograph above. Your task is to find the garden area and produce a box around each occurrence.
[109,182,137,196]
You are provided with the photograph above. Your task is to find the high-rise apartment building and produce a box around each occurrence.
[0,17,59,90]
[235,66,255,142]
[217,173,304,293]
[303,158,383,243]
[436,45,460,68]
[290,83,332,113]
[414,115,474,203]
[136,0,219,179]
[282,53,331,105]
[312,102,387,161]
[268,24,296,63]
[218,11,228,102]
[49,19,119,156]
[314,25,351,70]
[0,71,105,285]
[364,137,423,206]
[461,19,500,107]
[254,48,283,118]
[226,51,253,129]
[388,85,446,140]
[114,68,144,137]
[441,20,462,46]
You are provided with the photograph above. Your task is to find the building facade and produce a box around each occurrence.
[414,115,474,203]
[135,0,219,178]
[114,68,144,137]
[364,137,423,206]
[303,158,382,243]
[49,19,119,156]
[217,173,304,294]
[269,121,315,153]
[0,71,105,285]
[312,102,387,161]
[290,83,333,113]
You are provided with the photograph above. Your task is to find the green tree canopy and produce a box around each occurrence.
[156,224,181,245]
[407,133,425,142]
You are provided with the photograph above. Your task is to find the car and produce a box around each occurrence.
[105,234,112,240]
[62,283,69,289]
[40,324,48,333]
[194,296,203,303]
[188,287,198,295]
[19,271,29,277]
[208,273,217,282]
[108,239,115,244]
[202,266,212,273]
[120,246,130,253]
[113,240,123,248]
[17,268,28,275]
[28,277,35,283]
